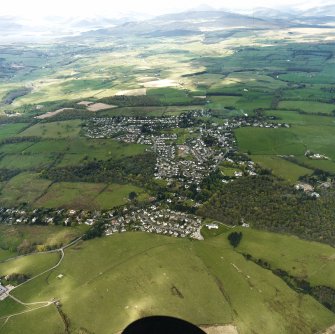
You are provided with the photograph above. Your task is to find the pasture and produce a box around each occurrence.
[34,182,106,209]
[0,124,28,141]
[0,154,55,170]
[251,155,312,183]
[19,120,82,138]
[0,224,87,255]
[0,172,52,206]
[0,251,60,278]
[0,231,332,334]
[95,183,149,208]
[0,142,34,154]
[235,127,306,156]
[235,119,335,162]
[278,101,335,115]
[24,138,147,165]
[34,182,149,209]
[236,228,335,289]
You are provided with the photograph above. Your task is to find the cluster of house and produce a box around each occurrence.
[305,150,329,160]
[85,115,180,140]
[0,207,102,226]
[105,206,203,240]
[0,205,203,241]
[84,111,273,188]
[294,183,321,198]
[0,111,290,240]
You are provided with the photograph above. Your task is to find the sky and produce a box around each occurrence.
[1,0,331,19]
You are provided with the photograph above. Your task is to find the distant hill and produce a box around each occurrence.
[302,4,335,17]
[1,6,334,42]
[81,10,286,39]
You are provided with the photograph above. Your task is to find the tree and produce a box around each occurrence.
[228,232,243,248]
[129,191,138,201]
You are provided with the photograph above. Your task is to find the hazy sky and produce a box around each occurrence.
[1,0,331,18]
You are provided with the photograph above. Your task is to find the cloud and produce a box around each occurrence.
[1,0,327,18]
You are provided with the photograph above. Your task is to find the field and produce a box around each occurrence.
[34,182,149,209]
[235,112,335,181]
[0,225,87,256]
[235,127,306,156]
[0,154,55,170]
[0,172,52,206]
[24,138,146,165]
[251,155,312,183]
[19,121,82,138]
[236,228,335,289]
[0,122,148,207]
[278,101,335,115]
[0,13,334,334]
[95,184,150,208]
[0,231,333,334]
[0,124,28,141]
[0,142,34,154]
[0,252,60,278]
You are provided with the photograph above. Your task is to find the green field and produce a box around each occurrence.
[219,166,241,177]
[257,124,335,162]
[265,109,335,126]
[147,87,196,105]
[2,306,65,334]
[251,155,312,183]
[0,124,29,141]
[95,183,150,208]
[0,154,55,170]
[34,182,106,209]
[23,137,146,164]
[236,228,335,289]
[0,231,333,334]
[0,252,60,278]
[207,95,241,110]
[0,172,52,206]
[295,156,335,174]
[34,182,149,209]
[0,225,87,255]
[278,101,335,115]
[0,142,34,154]
[19,120,82,138]
[235,127,306,156]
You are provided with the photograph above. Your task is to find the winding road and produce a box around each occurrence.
[0,237,82,331]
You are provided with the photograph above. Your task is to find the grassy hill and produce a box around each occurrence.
[0,231,334,334]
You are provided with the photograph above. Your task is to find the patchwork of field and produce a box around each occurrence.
[0,230,333,334]
[235,110,335,179]
[0,18,334,334]
[0,120,149,208]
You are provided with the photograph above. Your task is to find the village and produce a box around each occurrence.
[84,110,286,186]
[0,205,203,240]
[0,111,292,241]
[105,206,203,239]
